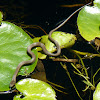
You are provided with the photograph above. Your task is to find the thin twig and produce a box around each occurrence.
[53,58,78,62]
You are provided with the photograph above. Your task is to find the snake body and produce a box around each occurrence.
[10,30,61,87]
[10,2,92,88]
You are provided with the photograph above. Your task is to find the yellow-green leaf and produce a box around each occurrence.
[77,0,100,41]
[13,78,56,100]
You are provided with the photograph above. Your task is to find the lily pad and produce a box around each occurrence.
[13,78,56,100]
[0,21,38,91]
[77,0,100,41]
[41,31,77,52]
[93,82,100,100]
[33,31,77,59]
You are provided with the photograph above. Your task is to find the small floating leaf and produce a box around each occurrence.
[33,31,77,59]
[77,0,100,41]
[41,31,77,52]
[13,78,56,100]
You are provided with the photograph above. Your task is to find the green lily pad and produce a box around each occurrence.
[77,0,100,41]
[0,21,38,91]
[41,31,77,52]
[33,31,77,59]
[13,78,56,100]
[93,82,100,100]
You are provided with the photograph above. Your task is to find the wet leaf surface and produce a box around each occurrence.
[14,78,56,100]
[0,21,38,91]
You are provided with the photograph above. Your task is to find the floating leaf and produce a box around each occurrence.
[33,31,77,59]
[0,21,38,91]
[93,82,100,100]
[41,31,77,52]
[77,0,100,41]
[13,78,56,100]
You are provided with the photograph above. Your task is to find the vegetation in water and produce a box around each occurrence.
[0,0,100,100]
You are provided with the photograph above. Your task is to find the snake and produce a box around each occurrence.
[10,29,61,87]
[9,2,92,88]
